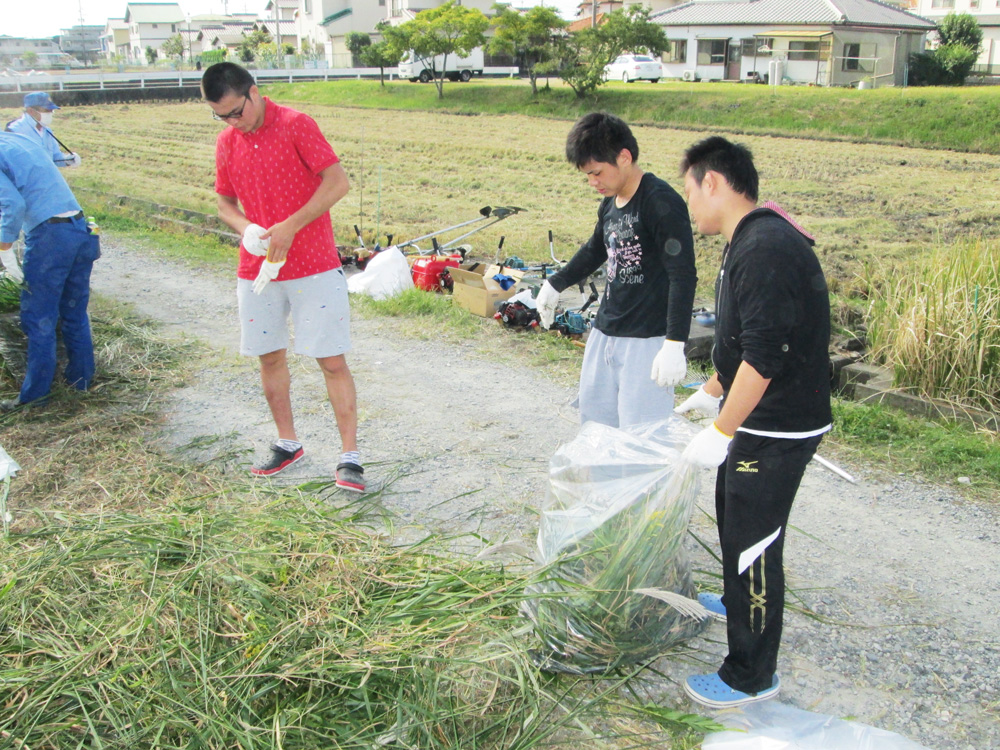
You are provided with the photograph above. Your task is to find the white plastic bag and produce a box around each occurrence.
[346,247,414,300]
[524,418,708,673]
[702,701,933,750]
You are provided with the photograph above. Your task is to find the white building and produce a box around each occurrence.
[123,2,185,63]
[102,19,131,60]
[60,25,105,64]
[913,0,1000,73]
[653,0,935,87]
[0,35,78,68]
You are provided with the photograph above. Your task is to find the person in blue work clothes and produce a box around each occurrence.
[535,112,697,428]
[0,131,99,411]
[5,92,81,168]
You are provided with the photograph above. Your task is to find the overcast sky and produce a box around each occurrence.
[5,0,579,39]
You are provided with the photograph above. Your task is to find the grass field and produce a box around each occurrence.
[15,82,999,307]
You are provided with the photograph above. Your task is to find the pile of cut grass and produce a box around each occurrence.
[0,499,717,749]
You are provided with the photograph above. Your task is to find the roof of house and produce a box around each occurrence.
[264,0,299,9]
[124,3,184,24]
[256,20,299,36]
[566,12,608,32]
[651,0,936,30]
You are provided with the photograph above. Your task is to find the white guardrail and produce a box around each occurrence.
[0,67,520,92]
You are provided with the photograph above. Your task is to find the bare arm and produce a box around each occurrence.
[714,361,771,437]
[217,194,251,236]
[261,162,350,263]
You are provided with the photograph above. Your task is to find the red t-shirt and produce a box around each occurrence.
[214,98,341,280]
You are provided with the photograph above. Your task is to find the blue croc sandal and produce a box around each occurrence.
[698,592,727,622]
[684,672,780,708]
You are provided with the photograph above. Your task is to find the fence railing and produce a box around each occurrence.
[0,66,520,93]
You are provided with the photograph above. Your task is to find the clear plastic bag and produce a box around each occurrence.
[523,418,708,674]
[346,247,415,300]
[702,701,933,750]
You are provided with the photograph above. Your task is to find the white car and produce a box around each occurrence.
[605,54,662,83]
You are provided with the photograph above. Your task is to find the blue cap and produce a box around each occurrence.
[24,92,60,110]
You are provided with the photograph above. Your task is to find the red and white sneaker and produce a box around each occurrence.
[251,444,304,477]
[336,462,365,493]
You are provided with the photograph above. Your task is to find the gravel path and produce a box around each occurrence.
[91,236,999,750]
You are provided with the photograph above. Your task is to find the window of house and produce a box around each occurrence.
[788,40,820,61]
[969,0,979,7]
[842,42,860,70]
[697,39,726,65]
[930,0,954,7]
[664,39,687,63]
[743,37,773,56]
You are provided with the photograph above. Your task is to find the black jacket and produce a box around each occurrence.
[548,172,696,340]
[714,208,832,433]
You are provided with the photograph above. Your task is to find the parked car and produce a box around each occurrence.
[604,54,661,83]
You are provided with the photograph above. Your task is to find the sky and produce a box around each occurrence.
[4,0,578,39]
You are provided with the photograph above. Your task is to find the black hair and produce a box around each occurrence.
[201,62,256,103]
[679,136,759,202]
[565,112,639,168]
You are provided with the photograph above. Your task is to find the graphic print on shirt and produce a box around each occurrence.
[603,207,644,302]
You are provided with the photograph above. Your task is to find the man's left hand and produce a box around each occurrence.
[261,221,296,263]
[69,153,82,168]
[651,340,687,388]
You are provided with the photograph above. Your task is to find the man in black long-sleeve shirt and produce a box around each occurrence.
[675,135,832,709]
[536,113,697,427]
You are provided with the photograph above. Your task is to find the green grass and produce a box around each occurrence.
[829,399,1000,496]
[261,79,1000,154]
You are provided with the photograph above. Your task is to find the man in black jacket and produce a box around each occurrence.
[535,112,697,428]
[675,136,832,708]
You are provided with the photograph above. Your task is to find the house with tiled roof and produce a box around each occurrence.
[123,3,184,63]
[653,0,935,87]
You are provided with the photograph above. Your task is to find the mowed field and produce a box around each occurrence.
[20,91,1000,297]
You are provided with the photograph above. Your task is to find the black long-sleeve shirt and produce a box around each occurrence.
[714,208,832,434]
[548,172,697,340]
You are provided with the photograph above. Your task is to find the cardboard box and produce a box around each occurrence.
[449,262,525,317]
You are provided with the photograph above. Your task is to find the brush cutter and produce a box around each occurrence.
[398,205,527,255]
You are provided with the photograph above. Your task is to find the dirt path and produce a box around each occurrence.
[91,236,999,750]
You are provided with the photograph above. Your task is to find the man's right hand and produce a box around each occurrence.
[535,280,560,329]
[242,224,270,257]
[0,248,24,283]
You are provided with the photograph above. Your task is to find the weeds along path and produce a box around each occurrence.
[90,235,1000,750]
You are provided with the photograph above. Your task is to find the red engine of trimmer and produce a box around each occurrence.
[411,254,464,292]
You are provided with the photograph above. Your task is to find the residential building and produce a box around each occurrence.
[102,19,131,60]
[123,2,185,63]
[0,35,78,68]
[59,25,105,64]
[913,0,1000,72]
[653,0,935,87]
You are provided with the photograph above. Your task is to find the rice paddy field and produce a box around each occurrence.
[16,82,999,305]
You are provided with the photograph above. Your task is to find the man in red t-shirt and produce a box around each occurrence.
[202,62,364,492]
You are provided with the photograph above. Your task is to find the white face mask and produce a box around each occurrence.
[39,112,54,127]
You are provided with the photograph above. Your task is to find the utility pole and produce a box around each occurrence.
[274,0,282,61]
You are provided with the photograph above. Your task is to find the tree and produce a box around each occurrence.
[909,12,982,86]
[239,27,273,63]
[161,33,185,60]
[397,0,489,99]
[937,12,983,54]
[345,31,372,66]
[145,45,158,65]
[360,24,404,87]
[489,4,565,96]
[556,6,666,99]
[22,51,39,68]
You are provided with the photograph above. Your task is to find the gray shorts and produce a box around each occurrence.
[578,328,674,428]
[237,267,351,358]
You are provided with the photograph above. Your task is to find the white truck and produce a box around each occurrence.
[398,48,484,83]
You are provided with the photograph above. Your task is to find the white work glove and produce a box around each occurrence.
[535,280,560,329]
[674,384,722,417]
[650,339,687,388]
[68,152,82,168]
[0,249,24,283]
[242,223,270,257]
[252,259,285,295]
[682,423,733,468]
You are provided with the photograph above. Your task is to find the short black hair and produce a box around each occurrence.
[680,136,759,202]
[565,112,639,168]
[201,62,256,103]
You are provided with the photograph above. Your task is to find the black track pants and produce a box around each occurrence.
[714,431,823,694]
